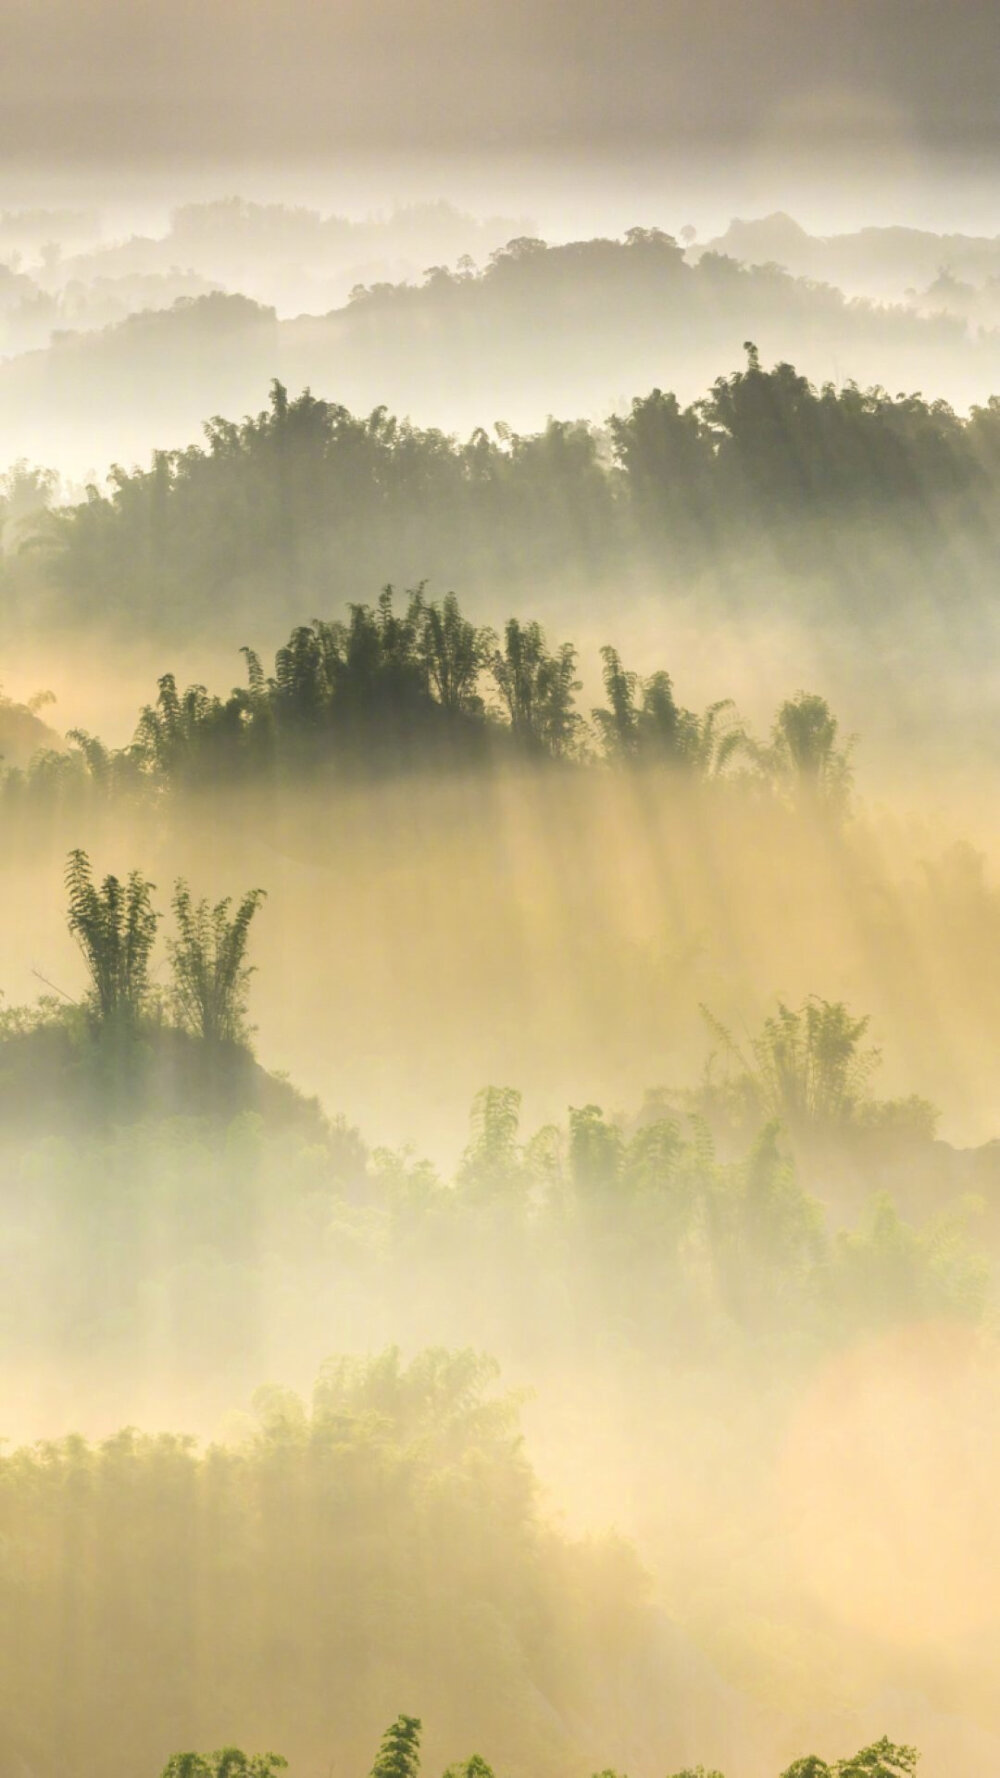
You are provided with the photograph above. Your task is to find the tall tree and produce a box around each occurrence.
[415,590,494,717]
[490,618,581,757]
[65,848,158,1031]
[167,881,266,1047]
[369,1716,422,1778]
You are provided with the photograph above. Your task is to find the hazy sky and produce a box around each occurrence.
[1,1,996,163]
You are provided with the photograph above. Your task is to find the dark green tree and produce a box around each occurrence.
[369,1715,422,1778]
[490,618,581,757]
[442,1757,496,1778]
[160,1751,287,1778]
[593,646,742,774]
[781,1742,917,1778]
[415,590,495,717]
[167,880,266,1047]
[65,848,158,1031]
[836,1741,918,1777]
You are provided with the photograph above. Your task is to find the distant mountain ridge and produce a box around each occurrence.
[703,211,1000,302]
[2,230,999,478]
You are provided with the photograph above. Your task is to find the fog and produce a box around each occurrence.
[3,5,1000,1776]
[9,208,1000,475]
[3,635,1000,1776]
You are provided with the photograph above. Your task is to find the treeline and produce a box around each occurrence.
[0,198,531,357]
[0,588,854,806]
[18,344,1000,634]
[2,977,985,1375]
[163,1717,920,1778]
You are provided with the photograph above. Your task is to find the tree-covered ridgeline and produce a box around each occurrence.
[0,587,854,806]
[9,342,1000,636]
[161,1717,919,1778]
[0,861,986,1356]
[1,940,987,1366]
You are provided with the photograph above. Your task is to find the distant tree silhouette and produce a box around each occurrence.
[757,692,854,810]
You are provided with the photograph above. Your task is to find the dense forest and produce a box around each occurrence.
[0,584,856,811]
[5,345,1000,642]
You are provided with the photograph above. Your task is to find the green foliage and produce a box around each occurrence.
[130,586,498,783]
[416,590,495,718]
[568,1104,625,1199]
[152,1741,920,1778]
[0,679,58,770]
[370,1716,422,1778]
[747,997,876,1130]
[592,646,742,775]
[0,1059,980,1380]
[699,997,882,1141]
[457,1087,526,1202]
[833,1192,988,1327]
[442,1758,496,1778]
[780,1742,918,1778]
[168,879,266,1045]
[750,692,855,811]
[0,580,862,810]
[0,923,983,1358]
[64,846,158,1031]
[40,341,1000,649]
[705,1121,826,1326]
[835,1743,918,1778]
[490,617,582,757]
[60,852,268,1060]
[160,1752,287,1778]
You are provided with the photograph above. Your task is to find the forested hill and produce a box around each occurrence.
[1,230,998,474]
[9,347,1000,643]
[703,212,1000,306]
